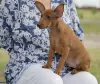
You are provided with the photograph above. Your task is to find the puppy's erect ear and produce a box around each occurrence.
[35,1,45,13]
[54,4,64,18]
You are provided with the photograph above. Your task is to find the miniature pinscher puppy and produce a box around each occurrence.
[35,1,91,75]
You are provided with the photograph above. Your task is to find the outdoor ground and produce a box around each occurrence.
[0,9,100,84]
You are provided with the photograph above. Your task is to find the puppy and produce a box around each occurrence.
[35,1,91,75]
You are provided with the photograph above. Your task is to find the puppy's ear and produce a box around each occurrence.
[35,1,45,13]
[54,4,64,18]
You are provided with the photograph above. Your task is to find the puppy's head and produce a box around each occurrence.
[35,1,64,29]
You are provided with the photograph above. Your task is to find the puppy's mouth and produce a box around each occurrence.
[37,23,51,29]
[39,27,46,29]
[37,25,49,29]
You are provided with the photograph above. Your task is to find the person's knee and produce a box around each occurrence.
[17,64,63,84]
[63,72,98,84]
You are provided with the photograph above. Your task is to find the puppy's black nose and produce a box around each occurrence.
[37,23,40,28]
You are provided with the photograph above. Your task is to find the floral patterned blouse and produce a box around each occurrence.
[0,0,84,84]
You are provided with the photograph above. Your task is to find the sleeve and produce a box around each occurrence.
[63,0,84,41]
[0,0,11,48]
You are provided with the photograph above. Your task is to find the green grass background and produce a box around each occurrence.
[77,9,100,20]
[81,23,100,34]
[88,48,100,84]
[0,48,9,82]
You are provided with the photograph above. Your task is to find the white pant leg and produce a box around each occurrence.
[16,64,63,84]
[62,72,98,84]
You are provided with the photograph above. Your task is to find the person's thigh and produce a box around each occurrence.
[62,72,98,84]
[17,64,63,84]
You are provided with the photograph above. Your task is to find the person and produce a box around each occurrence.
[0,0,96,84]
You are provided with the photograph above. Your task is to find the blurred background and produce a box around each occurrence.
[0,0,100,83]
[75,0,100,84]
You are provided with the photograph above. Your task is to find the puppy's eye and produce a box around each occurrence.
[47,16,51,19]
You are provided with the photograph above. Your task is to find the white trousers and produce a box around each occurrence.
[17,64,98,84]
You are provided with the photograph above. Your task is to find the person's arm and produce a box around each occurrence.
[63,0,84,41]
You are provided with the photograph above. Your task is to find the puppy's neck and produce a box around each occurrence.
[50,18,64,33]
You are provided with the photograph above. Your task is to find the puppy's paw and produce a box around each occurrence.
[42,64,50,69]
[55,69,61,75]
[71,69,79,74]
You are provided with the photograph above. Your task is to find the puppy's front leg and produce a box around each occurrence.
[55,47,70,74]
[42,47,55,69]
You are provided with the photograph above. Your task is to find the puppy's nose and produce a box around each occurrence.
[37,23,40,28]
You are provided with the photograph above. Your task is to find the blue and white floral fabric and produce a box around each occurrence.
[0,0,84,84]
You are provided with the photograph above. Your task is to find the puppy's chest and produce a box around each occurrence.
[50,35,63,54]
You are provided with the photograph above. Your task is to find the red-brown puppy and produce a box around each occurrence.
[35,1,91,75]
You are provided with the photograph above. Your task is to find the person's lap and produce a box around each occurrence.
[63,71,98,84]
[16,64,98,84]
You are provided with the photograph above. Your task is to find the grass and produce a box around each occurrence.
[87,48,100,84]
[0,48,9,82]
[81,23,100,34]
[77,9,100,34]
[77,8,100,20]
